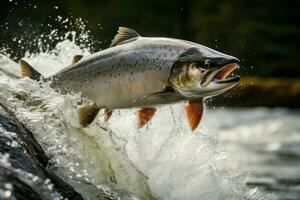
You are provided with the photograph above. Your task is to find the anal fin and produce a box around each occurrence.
[78,104,100,127]
[104,109,113,122]
[185,100,204,131]
[138,107,157,128]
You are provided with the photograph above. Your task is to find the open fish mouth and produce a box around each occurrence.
[214,63,240,83]
[201,63,240,86]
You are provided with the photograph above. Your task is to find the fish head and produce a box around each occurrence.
[169,47,240,99]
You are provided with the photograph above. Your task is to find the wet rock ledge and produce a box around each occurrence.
[0,105,84,200]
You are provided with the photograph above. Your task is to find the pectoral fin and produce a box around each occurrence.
[138,107,157,128]
[78,104,100,127]
[185,100,204,131]
[72,55,83,64]
[133,87,176,103]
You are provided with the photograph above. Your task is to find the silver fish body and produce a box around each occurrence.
[18,27,241,130]
[52,37,195,108]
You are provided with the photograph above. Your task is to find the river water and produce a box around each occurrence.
[0,38,299,200]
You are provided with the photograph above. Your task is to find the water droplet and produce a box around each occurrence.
[4,191,11,198]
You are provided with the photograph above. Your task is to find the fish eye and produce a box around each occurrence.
[204,59,210,68]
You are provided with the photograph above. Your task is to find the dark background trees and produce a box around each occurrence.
[0,0,299,77]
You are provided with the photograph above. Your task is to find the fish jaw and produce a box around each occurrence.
[169,47,240,100]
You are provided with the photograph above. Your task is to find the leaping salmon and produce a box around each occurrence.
[19,27,240,131]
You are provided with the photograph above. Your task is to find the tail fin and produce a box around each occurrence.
[19,59,43,80]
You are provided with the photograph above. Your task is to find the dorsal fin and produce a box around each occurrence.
[19,59,42,80]
[72,55,83,64]
[110,27,140,47]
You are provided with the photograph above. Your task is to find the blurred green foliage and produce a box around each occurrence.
[0,0,299,77]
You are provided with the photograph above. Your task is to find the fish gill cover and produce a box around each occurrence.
[0,15,273,200]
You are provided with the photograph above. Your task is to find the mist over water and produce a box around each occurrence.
[0,18,298,200]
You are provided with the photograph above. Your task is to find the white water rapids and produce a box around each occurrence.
[0,38,278,200]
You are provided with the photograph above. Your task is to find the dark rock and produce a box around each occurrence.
[0,105,83,200]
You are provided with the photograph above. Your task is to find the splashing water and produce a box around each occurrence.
[0,23,274,200]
